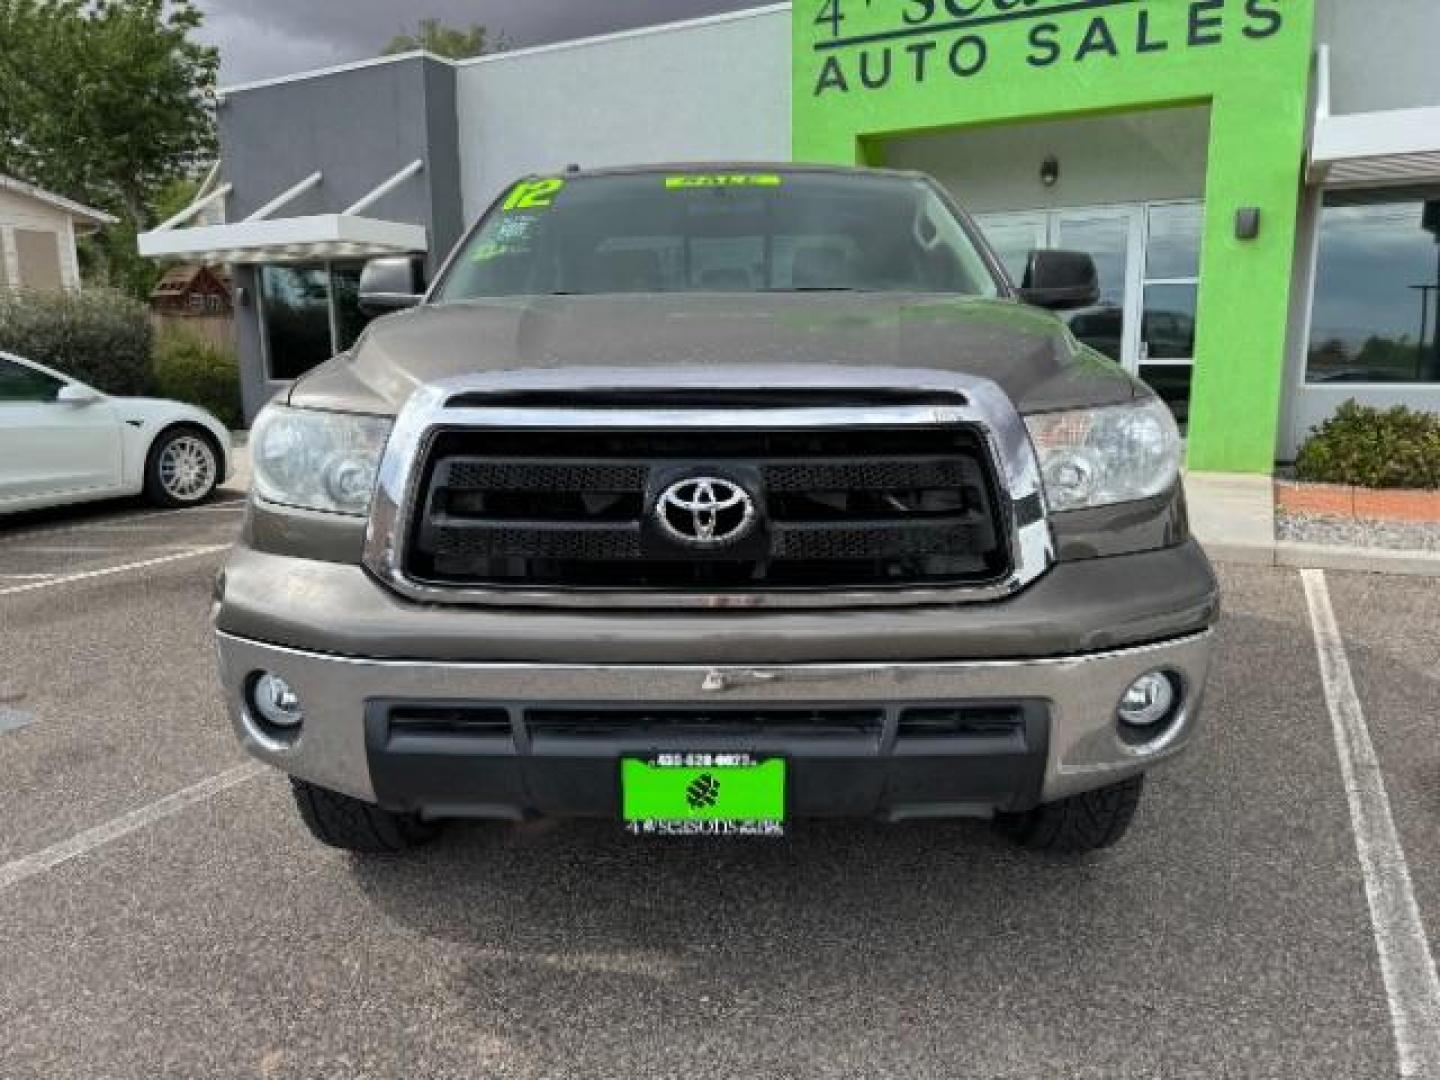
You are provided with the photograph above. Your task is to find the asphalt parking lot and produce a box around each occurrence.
[1,494,1438,1079]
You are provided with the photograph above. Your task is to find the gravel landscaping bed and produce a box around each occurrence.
[1278,511,1440,553]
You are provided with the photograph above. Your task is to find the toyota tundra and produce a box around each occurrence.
[216,165,1218,854]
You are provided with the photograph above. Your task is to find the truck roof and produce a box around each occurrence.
[524,161,928,184]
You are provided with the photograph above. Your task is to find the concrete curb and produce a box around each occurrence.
[1204,539,1440,578]
[220,441,251,497]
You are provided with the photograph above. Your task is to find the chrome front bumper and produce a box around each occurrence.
[216,629,1213,811]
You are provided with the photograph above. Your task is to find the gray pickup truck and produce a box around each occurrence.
[216,165,1218,855]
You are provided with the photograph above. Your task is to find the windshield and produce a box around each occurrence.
[434,171,1002,301]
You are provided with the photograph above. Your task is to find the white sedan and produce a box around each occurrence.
[0,349,233,515]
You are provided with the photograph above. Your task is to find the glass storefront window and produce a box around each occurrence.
[259,264,331,380]
[330,261,377,352]
[260,260,378,380]
[1145,203,1204,281]
[1139,366,1194,427]
[1307,190,1440,385]
[1141,284,1198,360]
[1141,204,1203,429]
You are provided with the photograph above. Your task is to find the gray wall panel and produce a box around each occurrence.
[217,55,462,419]
[219,58,439,226]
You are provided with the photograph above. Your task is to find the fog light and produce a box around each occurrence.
[1117,671,1177,729]
[251,672,303,729]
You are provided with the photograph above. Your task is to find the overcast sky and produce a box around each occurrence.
[193,0,777,86]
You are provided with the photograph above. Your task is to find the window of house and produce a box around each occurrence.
[0,358,63,402]
[14,229,63,292]
[1307,189,1440,385]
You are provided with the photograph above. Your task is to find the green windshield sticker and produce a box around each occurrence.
[468,241,507,262]
[664,174,784,189]
[469,216,535,262]
[502,177,565,211]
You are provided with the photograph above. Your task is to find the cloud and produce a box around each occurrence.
[193,0,777,85]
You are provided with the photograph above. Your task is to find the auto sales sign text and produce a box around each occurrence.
[810,0,1288,96]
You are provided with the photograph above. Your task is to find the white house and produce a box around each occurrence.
[0,174,116,292]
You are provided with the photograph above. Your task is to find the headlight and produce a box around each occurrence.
[1025,398,1182,512]
[250,406,393,516]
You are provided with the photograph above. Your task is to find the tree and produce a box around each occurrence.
[0,0,218,294]
[383,17,499,60]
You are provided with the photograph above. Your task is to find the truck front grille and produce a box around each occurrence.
[403,426,1010,591]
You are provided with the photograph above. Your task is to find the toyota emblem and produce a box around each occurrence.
[655,477,757,548]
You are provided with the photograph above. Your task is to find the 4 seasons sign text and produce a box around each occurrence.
[810,0,1289,95]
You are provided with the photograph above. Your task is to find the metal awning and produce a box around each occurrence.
[137,160,427,265]
[1309,45,1440,186]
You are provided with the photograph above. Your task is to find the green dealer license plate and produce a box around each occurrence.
[621,753,785,837]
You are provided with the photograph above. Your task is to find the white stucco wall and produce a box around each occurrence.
[1317,0,1440,115]
[0,187,82,290]
[455,5,793,222]
[883,106,1212,215]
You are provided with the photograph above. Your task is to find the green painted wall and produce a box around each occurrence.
[793,0,1316,473]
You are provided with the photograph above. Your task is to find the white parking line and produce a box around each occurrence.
[8,545,140,555]
[8,543,214,555]
[1303,569,1440,1078]
[50,523,176,533]
[0,498,245,544]
[0,707,35,735]
[0,764,264,893]
[0,546,229,598]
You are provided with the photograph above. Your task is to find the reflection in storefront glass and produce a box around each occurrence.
[330,261,376,352]
[1142,284,1198,360]
[1306,191,1440,384]
[259,261,378,380]
[1145,204,1204,280]
[259,264,331,380]
[1140,365,1194,428]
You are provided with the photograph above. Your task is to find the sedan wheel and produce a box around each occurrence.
[145,429,219,507]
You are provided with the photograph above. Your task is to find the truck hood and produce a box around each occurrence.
[289,293,1141,416]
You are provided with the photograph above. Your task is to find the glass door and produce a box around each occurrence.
[1139,203,1204,428]
[1051,207,1142,365]
[977,213,1048,287]
[976,202,1201,425]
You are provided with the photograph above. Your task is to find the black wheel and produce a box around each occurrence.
[143,425,221,508]
[995,775,1145,854]
[290,778,440,854]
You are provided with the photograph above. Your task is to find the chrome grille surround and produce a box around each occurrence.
[363,366,1054,610]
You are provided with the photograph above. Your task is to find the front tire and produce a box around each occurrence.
[995,775,1145,854]
[143,425,220,508]
[290,778,440,854]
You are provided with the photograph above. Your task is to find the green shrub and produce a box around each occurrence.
[1295,399,1440,490]
[152,329,243,430]
[0,288,153,396]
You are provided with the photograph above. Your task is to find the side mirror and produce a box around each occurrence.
[57,382,103,405]
[358,257,426,315]
[1018,250,1101,311]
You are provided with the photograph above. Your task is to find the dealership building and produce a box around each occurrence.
[139,0,1440,473]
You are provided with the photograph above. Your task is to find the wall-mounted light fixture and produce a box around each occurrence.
[1040,155,1060,188]
[1235,207,1262,241]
